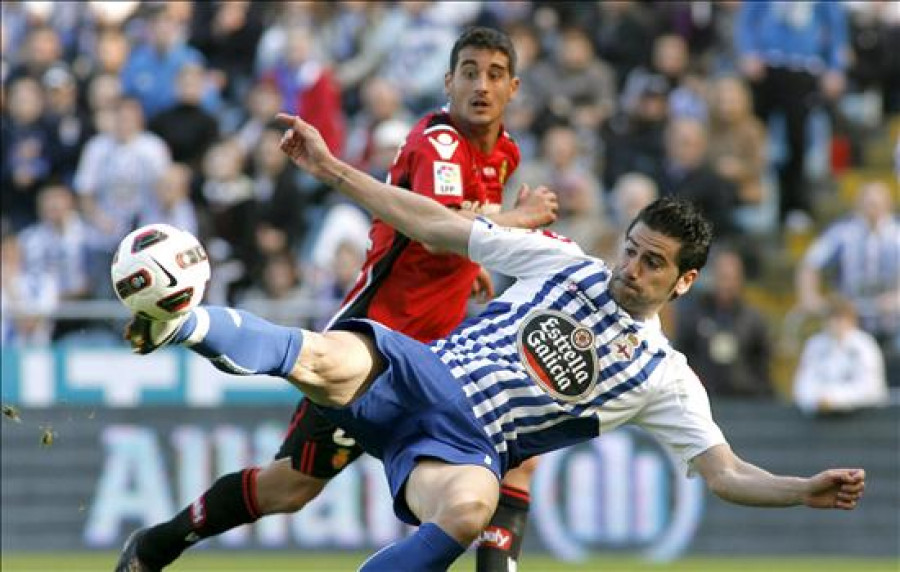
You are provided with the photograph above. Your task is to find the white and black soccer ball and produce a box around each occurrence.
[111,224,210,321]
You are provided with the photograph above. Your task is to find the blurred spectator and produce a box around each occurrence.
[675,248,773,398]
[322,1,407,110]
[736,1,849,227]
[253,2,321,73]
[149,62,220,170]
[312,238,366,330]
[85,73,123,134]
[793,296,889,415]
[344,76,412,173]
[529,26,617,138]
[586,1,657,91]
[250,124,312,260]
[189,1,264,104]
[43,64,95,185]
[657,117,737,239]
[796,181,900,383]
[601,72,668,190]
[844,2,900,120]
[83,28,131,79]
[74,96,171,247]
[260,26,345,156]
[708,76,768,210]
[377,1,459,115]
[18,185,93,339]
[366,119,412,182]
[120,6,209,118]
[511,124,604,250]
[239,252,314,328]
[199,140,256,301]
[7,24,63,83]
[306,201,370,279]
[0,233,56,346]
[502,22,543,160]
[137,163,199,237]
[596,172,659,261]
[623,33,707,121]
[232,79,283,154]
[1,76,55,230]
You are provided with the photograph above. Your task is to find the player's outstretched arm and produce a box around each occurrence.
[276,113,473,256]
[692,444,865,510]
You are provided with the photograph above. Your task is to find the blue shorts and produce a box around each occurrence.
[318,319,502,525]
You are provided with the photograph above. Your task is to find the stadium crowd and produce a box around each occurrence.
[2,1,898,394]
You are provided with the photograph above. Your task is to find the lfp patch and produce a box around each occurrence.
[433,161,463,196]
[517,310,598,402]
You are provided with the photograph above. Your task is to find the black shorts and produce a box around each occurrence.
[274,397,365,478]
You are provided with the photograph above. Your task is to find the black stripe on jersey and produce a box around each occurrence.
[331,175,414,322]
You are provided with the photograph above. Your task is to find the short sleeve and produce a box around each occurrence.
[802,223,842,269]
[633,355,727,475]
[468,217,587,279]
[404,127,471,208]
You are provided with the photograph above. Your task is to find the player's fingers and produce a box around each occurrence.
[841,481,865,494]
[835,498,858,510]
[275,112,298,127]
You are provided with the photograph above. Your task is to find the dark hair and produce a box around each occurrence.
[626,197,713,273]
[449,27,517,76]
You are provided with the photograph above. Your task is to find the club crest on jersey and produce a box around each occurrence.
[611,332,641,362]
[517,310,598,402]
[433,161,463,196]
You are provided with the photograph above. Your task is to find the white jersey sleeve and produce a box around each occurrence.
[468,217,587,279]
[633,353,727,476]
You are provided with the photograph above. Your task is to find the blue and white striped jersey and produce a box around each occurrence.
[433,218,726,473]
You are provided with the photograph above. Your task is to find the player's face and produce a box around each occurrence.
[609,223,697,319]
[446,47,519,129]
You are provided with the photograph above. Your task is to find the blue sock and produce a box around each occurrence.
[358,522,466,572]
[172,306,303,377]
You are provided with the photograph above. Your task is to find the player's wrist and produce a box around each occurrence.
[319,157,350,191]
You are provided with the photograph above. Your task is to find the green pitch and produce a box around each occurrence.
[2,552,897,571]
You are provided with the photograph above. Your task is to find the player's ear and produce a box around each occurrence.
[672,269,698,299]
[444,70,454,97]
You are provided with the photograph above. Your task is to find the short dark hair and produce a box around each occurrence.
[626,197,713,273]
[449,27,517,76]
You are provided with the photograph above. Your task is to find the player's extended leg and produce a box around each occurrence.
[359,459,500,572]
[116,398,368,572]
[127,305,383,407]
[476,456,539,572]
[119,459,327,571]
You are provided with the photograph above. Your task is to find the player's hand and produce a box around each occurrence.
[514,184,558,228]
[275,113,335,179]
[472,266,495,304]
[803,468,865,510]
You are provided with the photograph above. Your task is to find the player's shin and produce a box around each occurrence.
[136,468,262,569]
[476,485,531,572]
[173,306,303,377]
[358,522,466,572]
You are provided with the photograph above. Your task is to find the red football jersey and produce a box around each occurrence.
[333,111,520,342]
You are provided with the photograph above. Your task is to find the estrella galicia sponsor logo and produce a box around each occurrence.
[517,310,598,402]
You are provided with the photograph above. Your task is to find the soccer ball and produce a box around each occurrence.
[111,224,210,321]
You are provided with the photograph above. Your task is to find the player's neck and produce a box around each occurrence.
[453,119,500,154]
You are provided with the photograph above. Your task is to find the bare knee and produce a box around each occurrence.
[436,497,496,545]
[255,459,328,514]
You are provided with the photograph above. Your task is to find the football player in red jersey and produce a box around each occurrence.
[116,27,557,572]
